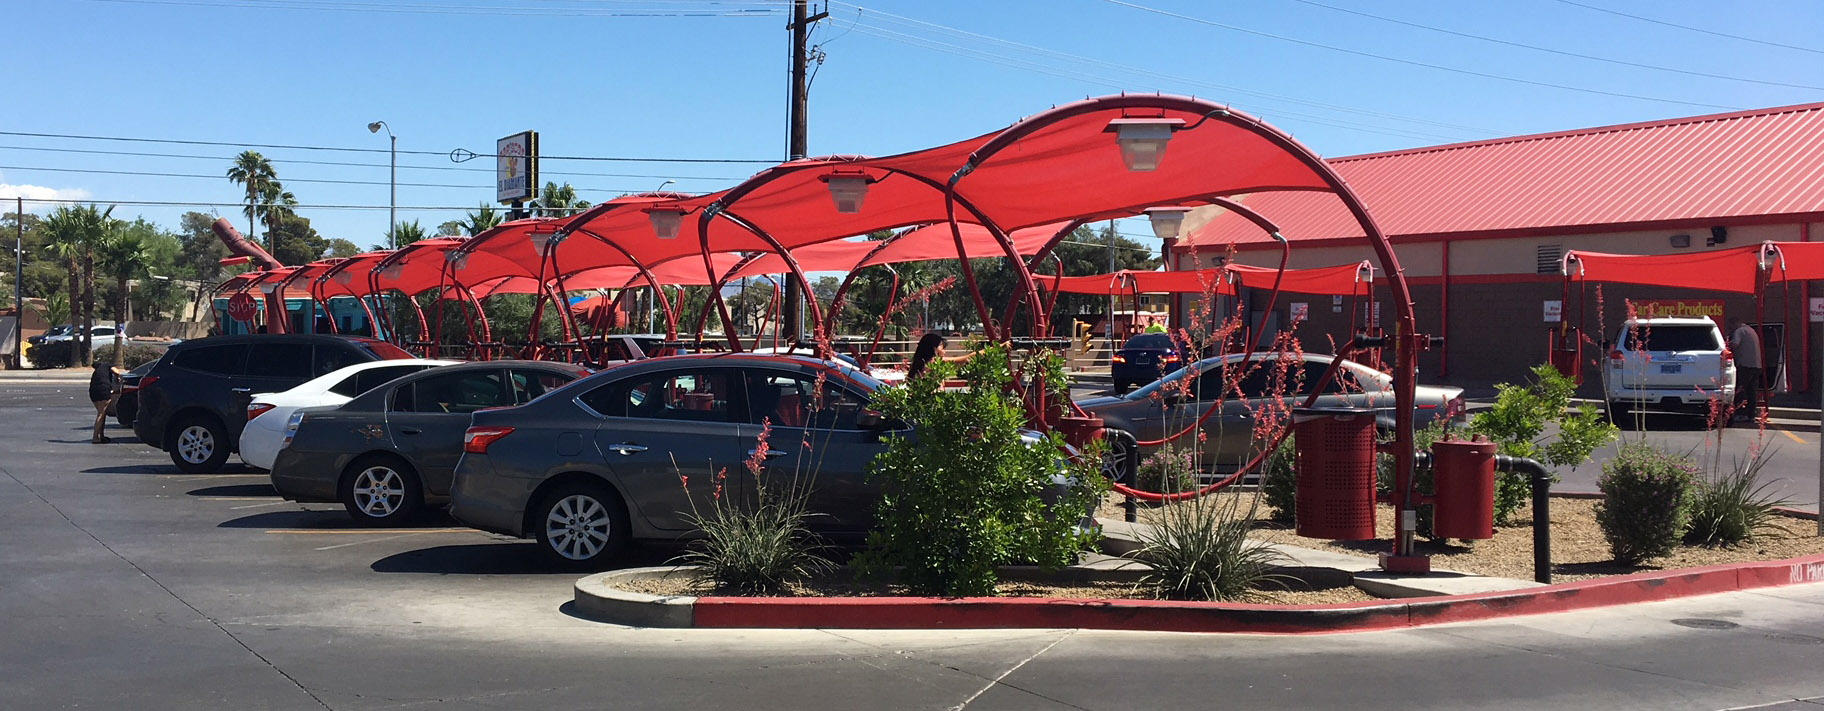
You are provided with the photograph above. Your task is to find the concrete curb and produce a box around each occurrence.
[573,554,1824,634]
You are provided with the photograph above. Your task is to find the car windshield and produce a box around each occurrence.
[1622,324,1720,352]
[1122,334,1175,350]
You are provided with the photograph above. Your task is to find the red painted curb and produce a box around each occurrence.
[689,553,1824,634]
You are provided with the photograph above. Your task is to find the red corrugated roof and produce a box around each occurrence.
[1182,103,1824,248]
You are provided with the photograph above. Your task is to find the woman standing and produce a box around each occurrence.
[89,360,123,444]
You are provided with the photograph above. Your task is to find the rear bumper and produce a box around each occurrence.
[269,449,342,503]
[1609,386,1734,408]
[449,458,530,538]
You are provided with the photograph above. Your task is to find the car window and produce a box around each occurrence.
[1623,324,1721,352]
[245,343,315,380]
[392,370,510,414]
[508,369,574,404]
[170,344,249,375]
[330,364,431,398]
[579,370,737,422]
[313,344,366,376]
[743,369,865,430]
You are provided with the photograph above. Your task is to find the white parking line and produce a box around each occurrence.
[228,501,287,510]
[313,533,426,551]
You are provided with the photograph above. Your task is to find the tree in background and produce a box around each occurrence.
[44,204,116,365]
[95,224,154,366]
[530,182,591,218]
[225,151,276,247]
[457,204,503,235]
[324,239,360,259]
[2,210,68,303]
[436,220,464,237]
[389,220,428,246]
[176,212,235,319]
[269,212,328,266]
[258,182,298,257]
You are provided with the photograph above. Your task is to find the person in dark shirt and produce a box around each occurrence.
[89,361,123,444]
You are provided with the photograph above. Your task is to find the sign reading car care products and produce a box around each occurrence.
[1628,299,1724,320]
[496,131,539,203]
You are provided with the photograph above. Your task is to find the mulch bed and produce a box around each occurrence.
[617,567,1376,605]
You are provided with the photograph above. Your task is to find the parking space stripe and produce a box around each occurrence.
[263,528,473,535]
[1780,429,1807,445]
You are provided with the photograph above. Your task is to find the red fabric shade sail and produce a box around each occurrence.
[1226,261,1373,295]
[1765,242,1824,283]
[1563,245,1766,293]
[1044,261,1370,296]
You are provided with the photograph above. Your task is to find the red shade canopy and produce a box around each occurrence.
[1563,245,1765,293]
[1226,261,1374,295]
[1765,241,1824,283]
[1046,268,1234,296]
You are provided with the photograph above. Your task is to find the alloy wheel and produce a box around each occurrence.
[177,425,215,465]
[352,467,407,518]
[545,494,612,561]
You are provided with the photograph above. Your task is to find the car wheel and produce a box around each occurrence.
[1101,429,1138,486]
[339,455,425,526]
[533,480,630,569]
[1113,380,1129,395]
[168,415,230,473]
[1610,402,1634,426]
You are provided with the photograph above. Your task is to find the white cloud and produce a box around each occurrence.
[0,172,92,212]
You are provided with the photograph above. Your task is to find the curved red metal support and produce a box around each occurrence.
[714,206,828,353]
[571,227,681,341]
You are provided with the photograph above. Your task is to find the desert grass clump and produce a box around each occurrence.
[1132,492,1289,601]
[1595,442,1697,565]
[1685,449,1791,547]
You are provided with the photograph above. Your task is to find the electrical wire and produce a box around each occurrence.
[1097,0,1744,111]
[0,164,648,193]
[1283,0,1824,91]
[85,0,784,18]
[0,144,741,181]
[8,197,517,212]
[0,130,776,164]
[1549,0,1824,57]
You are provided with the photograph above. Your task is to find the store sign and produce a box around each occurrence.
[496,131,539,203]
[1290,302,1309,322]
[1543,300,1562,323]
[1628,299,1723,320]
[1331,294,1343,313]
[1810,297,1824,323]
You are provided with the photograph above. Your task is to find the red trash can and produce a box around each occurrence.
[1431,436,1498,540]
[1293,407,1377,540]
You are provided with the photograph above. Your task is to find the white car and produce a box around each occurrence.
[746,345,908,385]
[239,359,459,469]
[1605,316,1735,417]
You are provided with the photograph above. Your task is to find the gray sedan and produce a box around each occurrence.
[449,354,900,568]
[269,360,590,525]
[1078,352,1464,482]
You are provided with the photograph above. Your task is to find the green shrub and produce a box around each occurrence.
[1685,449,1791,547]
[1595,443,1697,564]
[94,343,166,369]
[1467,364,1618,525]
[857,344,1106,597]
[1261,435,1296,524]
[1136,445,1199,494]
[1133,492,1289,601]
[27,339,77,368]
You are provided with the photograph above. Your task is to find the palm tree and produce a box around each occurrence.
[95,226,152,367]
[225,151,276,246]
[259,181,298,258]
[390,220,427,245]
[531,182,591,218]
[43,204,115,366]
[458,204,503,235]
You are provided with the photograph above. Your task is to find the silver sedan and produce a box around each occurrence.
[1077,352,1464,482]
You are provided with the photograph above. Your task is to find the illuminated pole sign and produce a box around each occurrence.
[496,131,539,204]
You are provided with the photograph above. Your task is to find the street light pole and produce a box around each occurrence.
[12,197,21,370]
[368,121,396,248]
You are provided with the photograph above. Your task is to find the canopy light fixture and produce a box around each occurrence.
[257,282,279,295]
[529,229,565,253]
[445,250,470,270]
[331,270,354,285]
[647,207,686,239]
[378,263,404,281]
[1144,207,1192,239]
[821,172,874,214]
[1105,117,1184,172]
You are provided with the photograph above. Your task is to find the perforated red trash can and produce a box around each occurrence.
[1293,407,1377,540]
[1431,436,1497,540]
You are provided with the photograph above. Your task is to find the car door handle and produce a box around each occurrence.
[747,449,788,459]
[606,443,648,455]
[399,427,423,435]
[230,388,252,394]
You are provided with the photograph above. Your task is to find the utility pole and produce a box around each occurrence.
[12,197,21,370]
[783,0,825,345]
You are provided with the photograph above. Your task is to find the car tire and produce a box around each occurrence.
[339,455,425,526]
[168,415,230,473]
[1113,380,1129,395]
[1610,402,1633,425]
[533,479,630,570]
[1102,429,1138,486]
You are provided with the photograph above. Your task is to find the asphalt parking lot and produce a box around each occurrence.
[4,379,1824,710]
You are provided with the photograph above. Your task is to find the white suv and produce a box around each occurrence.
[1605,316,1735,417]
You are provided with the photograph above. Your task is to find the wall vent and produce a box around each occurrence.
[1536,244,1563,275]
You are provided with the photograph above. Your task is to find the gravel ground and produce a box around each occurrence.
[1099,491,1824,583]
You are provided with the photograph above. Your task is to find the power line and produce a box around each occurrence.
[1549,0,1824,57]
[0,130,777,164]
[0,164,647,194]
[10,197,510,212]
[1097,0,1743,111]
[86,0,785,18]
[0,144,742,181]
[1284,0,1824,90]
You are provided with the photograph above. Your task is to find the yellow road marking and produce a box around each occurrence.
[1780,429,1807,445]
[264,528,472,535]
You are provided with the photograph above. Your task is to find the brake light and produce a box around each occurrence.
[247,403,276,421]
[139,375,158,389]
[1111,354,1127,363]
[1162,354,1181,363]
[463,426,515,454]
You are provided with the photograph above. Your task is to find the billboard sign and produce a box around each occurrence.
[496,131,539,203]
[1627,299,1724,321]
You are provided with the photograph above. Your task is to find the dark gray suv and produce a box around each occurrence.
[132,334,414,472]
[449,354,898,568]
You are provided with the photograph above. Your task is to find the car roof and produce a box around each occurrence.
[169,333,396,348]
[1622,317,1719,326]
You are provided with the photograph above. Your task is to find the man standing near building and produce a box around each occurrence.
[1728,317,1763,423]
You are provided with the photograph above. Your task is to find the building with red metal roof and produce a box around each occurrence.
[1174,103,1824,392]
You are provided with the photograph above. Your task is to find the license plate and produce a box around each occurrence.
[1659,364,1682,374]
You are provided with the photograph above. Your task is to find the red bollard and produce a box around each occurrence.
[1293,408,1377,541]
[1431,436,1497,540]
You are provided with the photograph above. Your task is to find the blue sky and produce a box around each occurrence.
[3,0,1820,253]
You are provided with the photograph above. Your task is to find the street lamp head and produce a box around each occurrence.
[368,121,384,134]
